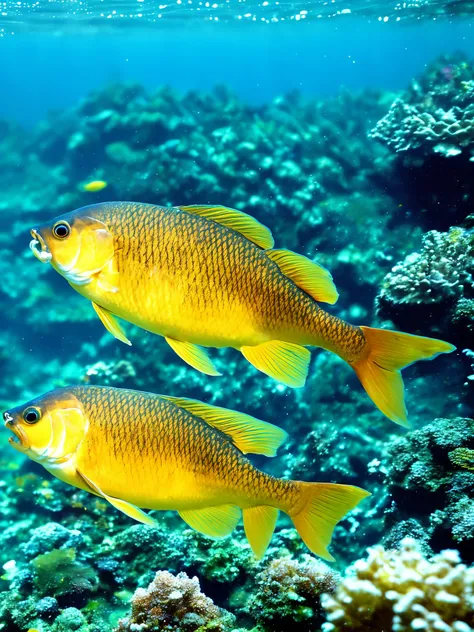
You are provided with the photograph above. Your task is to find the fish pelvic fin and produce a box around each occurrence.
[162,396,287,457]
[241,340,310,388]
[289,482,370,561]
[267,249,339,304]
[178,505,241,538]
[177,204,274,250]
[352,326,456,426]
[76,468,157,526]
[165,338,221,376]
[243,506,279,559]
[92,302,132,346]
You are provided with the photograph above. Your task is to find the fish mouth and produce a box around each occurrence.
[29,229,52,264]
[3,412,30,452]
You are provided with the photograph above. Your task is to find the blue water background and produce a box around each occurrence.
[2,18,474,126]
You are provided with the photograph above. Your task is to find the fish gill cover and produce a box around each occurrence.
[0,11,474,632]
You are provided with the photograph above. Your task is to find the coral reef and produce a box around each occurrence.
[1,53,474,630]
[115,570,235,631]
[376,227,474,345]
[321,537,474,631]
[370,56,474,159]
[247,556,339,630]
[383,417,474,562]
[370,54,474,229]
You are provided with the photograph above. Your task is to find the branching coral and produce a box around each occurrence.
[247,555,339,630]
[115,570,235,631]
[376,227,474,344]
[321,537,474,631]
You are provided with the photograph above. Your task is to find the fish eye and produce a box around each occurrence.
[23,407,41,424]
[53,222,71,239]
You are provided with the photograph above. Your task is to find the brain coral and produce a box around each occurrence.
[321,537,474,631]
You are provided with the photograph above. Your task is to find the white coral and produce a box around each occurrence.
[322,538,474,631]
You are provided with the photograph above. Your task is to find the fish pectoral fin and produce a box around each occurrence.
[267,248,339,305]
[178,505,241,538]
[177,205,274,250]
[165,338,221,376]
[76,468,157,527]
[162,396,287,457]
[243,506,279,559]
[241,340,310,388]
[92,302,132,346]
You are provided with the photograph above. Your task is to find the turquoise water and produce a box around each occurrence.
[0,3,474,631]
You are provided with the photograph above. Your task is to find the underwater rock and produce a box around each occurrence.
[376,227,474,346]
[321,537,474,631]
[115,570,235,631]
[247,555,340,630]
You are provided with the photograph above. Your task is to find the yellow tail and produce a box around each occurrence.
[353,326,455,426]
[290,482,370,561]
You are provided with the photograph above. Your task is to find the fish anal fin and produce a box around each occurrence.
[243,506,279,558]
[179,505,241,538]
[178,205,274,250]
[162,396,287,457]
[267,248,338,305]
[76,469,157,526]
[165,338,221,376]
[241,340,310,388]
[92,302,132,346]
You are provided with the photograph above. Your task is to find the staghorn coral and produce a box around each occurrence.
[247,555,339,630]
[321,537,474,631]
[115,570,235,631]
[376,227,474,344]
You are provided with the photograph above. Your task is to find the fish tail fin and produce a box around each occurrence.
[352,326,456,426]
[289,482,370,561]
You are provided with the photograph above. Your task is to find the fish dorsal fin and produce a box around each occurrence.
[165,338,221,376]
[92,302,132,346]
[177,205,274,250]
[179,505,241,538]
[241,340,310,388]
[267,248,339,305]
[243,506,279,559]
[76,468,157,526]
[163,396,287,457]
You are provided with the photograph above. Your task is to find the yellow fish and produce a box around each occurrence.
[82,180,108,193]
[29,202,455,426]
[3,386,369,560]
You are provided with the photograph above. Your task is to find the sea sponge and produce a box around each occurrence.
[247,555,340,630]
[115,570,235,631]
[321,537,474,631]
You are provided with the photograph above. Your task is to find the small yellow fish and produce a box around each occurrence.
[29,202,455,426]
[3,386,369,560]
[82,180,108,193]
